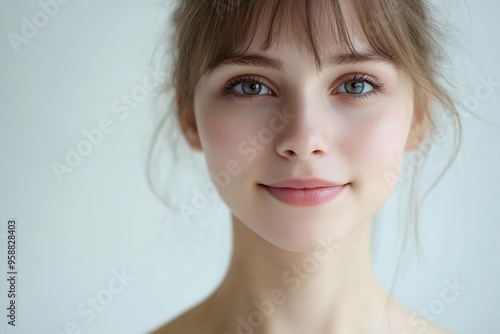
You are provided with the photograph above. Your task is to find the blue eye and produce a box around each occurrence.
[222,74,274,100]
[222,73,384,101]
[233,81,272,96]
[332,74,384,100]
[337,79,374,94]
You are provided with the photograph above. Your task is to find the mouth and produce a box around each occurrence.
[258,178,348,207]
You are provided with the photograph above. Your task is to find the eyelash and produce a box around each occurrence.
[221,74,270,100]
[337,73,385,100]
[221,73,385,101]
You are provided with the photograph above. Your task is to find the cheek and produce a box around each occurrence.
[339,104,413,195]
[346,114,409,161]
[198,116,236,174]
[196,106,265,178]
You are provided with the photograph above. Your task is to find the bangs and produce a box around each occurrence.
[190,0,360,78]
[206,0,359,67]
[172,0,433,100]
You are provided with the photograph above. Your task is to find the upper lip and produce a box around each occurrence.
[261,178,346,189]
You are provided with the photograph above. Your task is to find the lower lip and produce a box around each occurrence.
[261,184,347,207]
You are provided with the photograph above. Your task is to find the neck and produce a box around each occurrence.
[207,215,391,334]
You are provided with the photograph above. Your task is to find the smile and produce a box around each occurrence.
[259,179,348,207]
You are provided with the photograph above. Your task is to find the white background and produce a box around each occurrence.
[0,0,499,333]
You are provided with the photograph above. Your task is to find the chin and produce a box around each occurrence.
[239,208,370,253]
[224,180,381,253]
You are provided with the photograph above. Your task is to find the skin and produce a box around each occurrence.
[152,1,450,333]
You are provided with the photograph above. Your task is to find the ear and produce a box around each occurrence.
[405,93,431,152]
[177,93,203,151]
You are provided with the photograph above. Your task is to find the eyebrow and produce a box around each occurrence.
[205,52,391,76]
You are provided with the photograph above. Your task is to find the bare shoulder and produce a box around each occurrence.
[148,310,196,334]
[420,321,454,334]
[148,299,212,334]
[389,302,454,334]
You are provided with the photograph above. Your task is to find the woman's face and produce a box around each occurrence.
[184,5,419,252]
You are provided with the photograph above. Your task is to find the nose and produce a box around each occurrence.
[275,96,330,161]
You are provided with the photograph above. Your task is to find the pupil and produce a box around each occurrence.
[242,81,262,95]
[347,80,364,94]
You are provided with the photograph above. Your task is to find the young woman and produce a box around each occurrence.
[150,0,461,332]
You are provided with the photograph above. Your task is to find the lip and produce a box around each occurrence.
[259,178,348,207]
